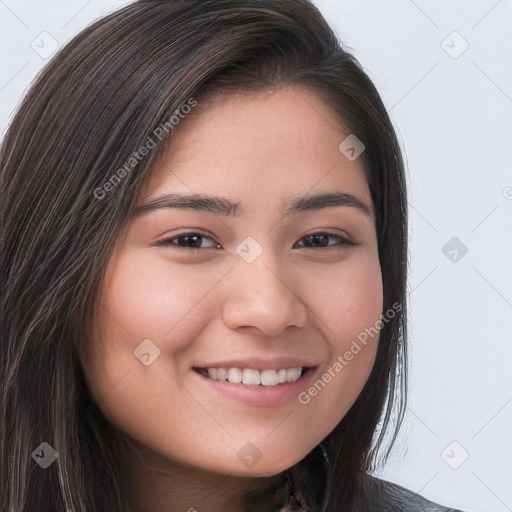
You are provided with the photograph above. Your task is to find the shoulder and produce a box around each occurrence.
[361,474,468,512]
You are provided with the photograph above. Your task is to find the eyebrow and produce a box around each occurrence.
[135,191,373,218]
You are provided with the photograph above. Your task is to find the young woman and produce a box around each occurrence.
[1,1,468,511]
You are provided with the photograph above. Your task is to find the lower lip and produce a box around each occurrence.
[193,367,318,408]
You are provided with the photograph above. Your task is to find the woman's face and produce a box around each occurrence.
[81,86,383,477]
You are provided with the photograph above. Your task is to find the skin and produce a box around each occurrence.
[80,85,383,512]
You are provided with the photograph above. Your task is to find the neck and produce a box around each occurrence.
[118,437,288,512]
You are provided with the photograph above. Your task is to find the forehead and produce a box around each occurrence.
[140,86,371,213]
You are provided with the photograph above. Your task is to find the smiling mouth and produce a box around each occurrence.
[193,366,310,386]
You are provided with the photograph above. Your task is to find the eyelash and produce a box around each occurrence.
[155,231,357,252]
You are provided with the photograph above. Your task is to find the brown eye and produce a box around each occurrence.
[295,232,357,249]
[156,233,221,251]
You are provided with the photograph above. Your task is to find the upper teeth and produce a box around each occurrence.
[201,367,304,386]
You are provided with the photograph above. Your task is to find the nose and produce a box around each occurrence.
[221,248,308,337]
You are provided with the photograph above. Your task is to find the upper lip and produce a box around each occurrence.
[193,357,319,371]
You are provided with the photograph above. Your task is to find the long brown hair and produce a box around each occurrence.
[1,1,408,510]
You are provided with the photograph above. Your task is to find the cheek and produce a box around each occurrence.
[307,250,383,344]
[296,252,383,427]
[99,249,227,350]
[81,250,221,407]
[333,260,383,343]
[331,253,383,371]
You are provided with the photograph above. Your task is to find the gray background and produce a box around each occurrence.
[1,1,511,511]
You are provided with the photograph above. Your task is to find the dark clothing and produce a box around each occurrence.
[275,473,468,511]
[362,474,466,512]
[247,448,468,512]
